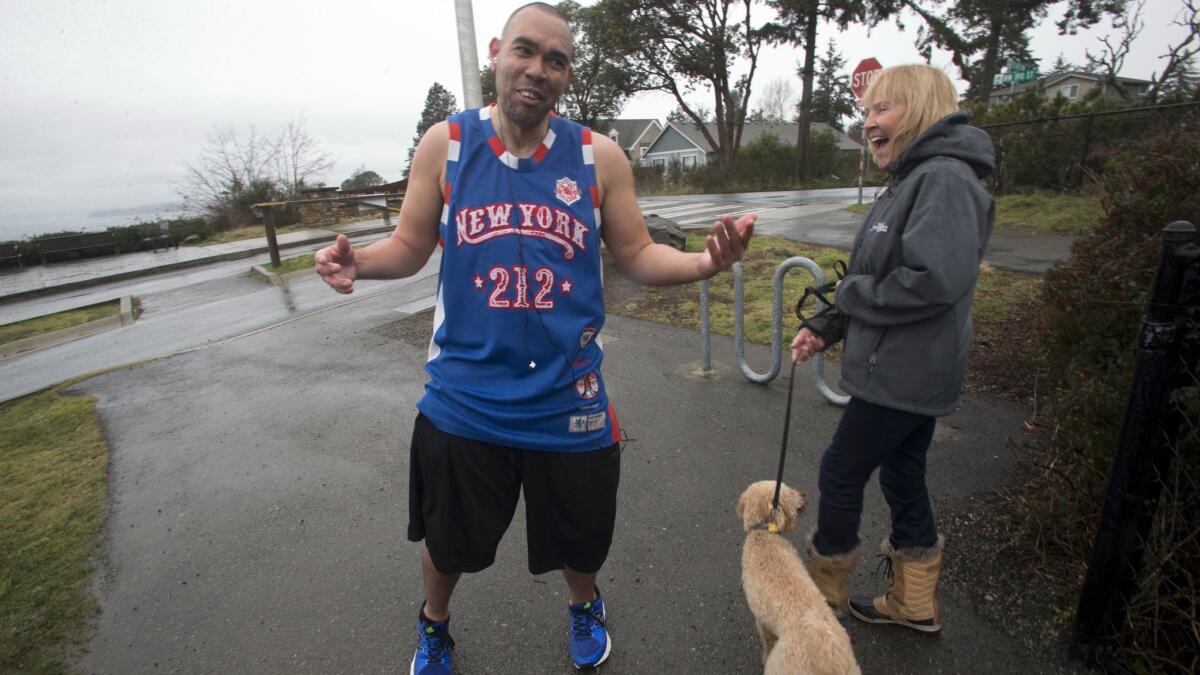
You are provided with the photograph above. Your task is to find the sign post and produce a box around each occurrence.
[851,58,883,205]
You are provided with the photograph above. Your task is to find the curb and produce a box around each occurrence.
[0,295,135,360]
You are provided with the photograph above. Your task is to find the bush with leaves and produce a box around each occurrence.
[1031,129,1200,672]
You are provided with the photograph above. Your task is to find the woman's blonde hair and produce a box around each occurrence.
[863,64,960,163]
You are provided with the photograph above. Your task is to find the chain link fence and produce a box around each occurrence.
[979,101,1200,194]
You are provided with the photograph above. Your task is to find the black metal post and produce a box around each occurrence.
[1071,221,1200,668]
[264,206,282,269]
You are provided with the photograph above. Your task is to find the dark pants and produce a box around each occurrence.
[812,397,939,556]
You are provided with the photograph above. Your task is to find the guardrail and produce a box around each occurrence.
[699,258,848,406]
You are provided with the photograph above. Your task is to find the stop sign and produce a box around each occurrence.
[851,58,883,99]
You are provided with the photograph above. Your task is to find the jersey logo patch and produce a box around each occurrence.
[569,411,607,433]
[555,177,581,206]
[870,222,889,233]
[575,372,600,400]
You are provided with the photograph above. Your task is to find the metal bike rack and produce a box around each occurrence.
[699,258,849,406]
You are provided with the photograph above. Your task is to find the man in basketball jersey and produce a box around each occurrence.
[315,3,754,672]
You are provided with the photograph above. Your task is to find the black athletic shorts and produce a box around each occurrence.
[407,413,621,575]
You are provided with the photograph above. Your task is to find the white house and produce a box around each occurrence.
[988,71,1153,106]
[641,120,862,169]
[594,119,663,164]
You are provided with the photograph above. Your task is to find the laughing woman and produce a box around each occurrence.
[790,64,995,633]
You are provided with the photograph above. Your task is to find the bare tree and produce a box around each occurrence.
[275,115,334,195]
[757,77,796,122]
[1148,0,1200,102]
[177,117,334,226]
[1085,0,1144,101]
[178,125,278,215]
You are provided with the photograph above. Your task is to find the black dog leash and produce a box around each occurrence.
[768,260,848,529]
[767,360,799,532]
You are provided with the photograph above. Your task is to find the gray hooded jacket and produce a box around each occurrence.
[809,110,995,416]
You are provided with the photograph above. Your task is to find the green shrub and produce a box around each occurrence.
[1034,130,1200,671]
[632,165,663,192]
[166,216,215,244]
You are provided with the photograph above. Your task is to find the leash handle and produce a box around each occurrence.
[769,360,799,523]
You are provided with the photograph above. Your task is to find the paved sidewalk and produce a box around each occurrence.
[0,218,393,304]
[68,301,1084,674]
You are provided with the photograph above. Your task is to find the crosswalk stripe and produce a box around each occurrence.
[676,207,772,225]
[643,203,726,218]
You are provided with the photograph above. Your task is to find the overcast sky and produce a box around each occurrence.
[0,0,1189,236]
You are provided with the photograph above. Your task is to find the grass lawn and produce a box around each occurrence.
[184,223,309,247]
[607,234,1042,399]
[0,388,107,673]
[993,190,1101,235]
[0,300,120,346]
[844,189,1100,234]
[268,252,316,275]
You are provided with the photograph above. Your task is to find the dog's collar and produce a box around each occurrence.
[748,523,781,534]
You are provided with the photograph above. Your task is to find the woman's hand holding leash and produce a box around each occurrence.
[790,328,825,363]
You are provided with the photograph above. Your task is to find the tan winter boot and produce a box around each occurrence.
[848,535,943,633]
[805,530,860,617]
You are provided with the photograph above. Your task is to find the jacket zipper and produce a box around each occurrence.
[868,328,888,374]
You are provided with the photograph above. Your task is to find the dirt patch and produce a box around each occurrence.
[373,308,435,348]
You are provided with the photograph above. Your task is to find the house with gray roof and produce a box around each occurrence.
[594,119,663,164]
[641,120,862,170]
[989,71,1153,106]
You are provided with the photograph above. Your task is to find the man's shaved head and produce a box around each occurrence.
[502,2,573,58]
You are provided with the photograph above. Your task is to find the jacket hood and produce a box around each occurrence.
[892,110,995,180]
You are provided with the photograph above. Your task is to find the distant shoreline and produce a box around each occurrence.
[0,208,193,241]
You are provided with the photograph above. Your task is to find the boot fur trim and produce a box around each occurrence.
[806,529,861,561]
[880,534,944,563]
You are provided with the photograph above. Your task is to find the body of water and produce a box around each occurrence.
[0,205,193,241]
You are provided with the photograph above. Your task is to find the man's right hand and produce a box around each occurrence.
[315,234,358,294]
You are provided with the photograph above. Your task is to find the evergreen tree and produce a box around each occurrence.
[341,167,386,190]
[905,0,1124,103]
[809,41,857,131]
[764,0,901,180]
[1047,53,1080,75]
[1158,55,1199,100]
[405,82,459,177]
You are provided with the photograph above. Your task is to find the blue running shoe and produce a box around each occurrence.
[411,603,455,675]
[567,586,611,669]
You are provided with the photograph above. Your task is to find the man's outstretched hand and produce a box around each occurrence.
[315,234,358,294]
[697,212,756,279]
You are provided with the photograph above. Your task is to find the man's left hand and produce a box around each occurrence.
[697,213,756,279]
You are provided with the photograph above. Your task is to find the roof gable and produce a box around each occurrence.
[596,119,663,149]
[650,120,861,154]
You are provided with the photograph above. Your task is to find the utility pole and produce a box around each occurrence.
[454,0,483,109]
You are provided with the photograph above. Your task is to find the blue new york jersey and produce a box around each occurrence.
[416,107,620,452]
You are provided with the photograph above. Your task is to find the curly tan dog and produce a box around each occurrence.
[738,481,861,675]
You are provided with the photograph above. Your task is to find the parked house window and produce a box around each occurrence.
[1059,84,1079,99]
